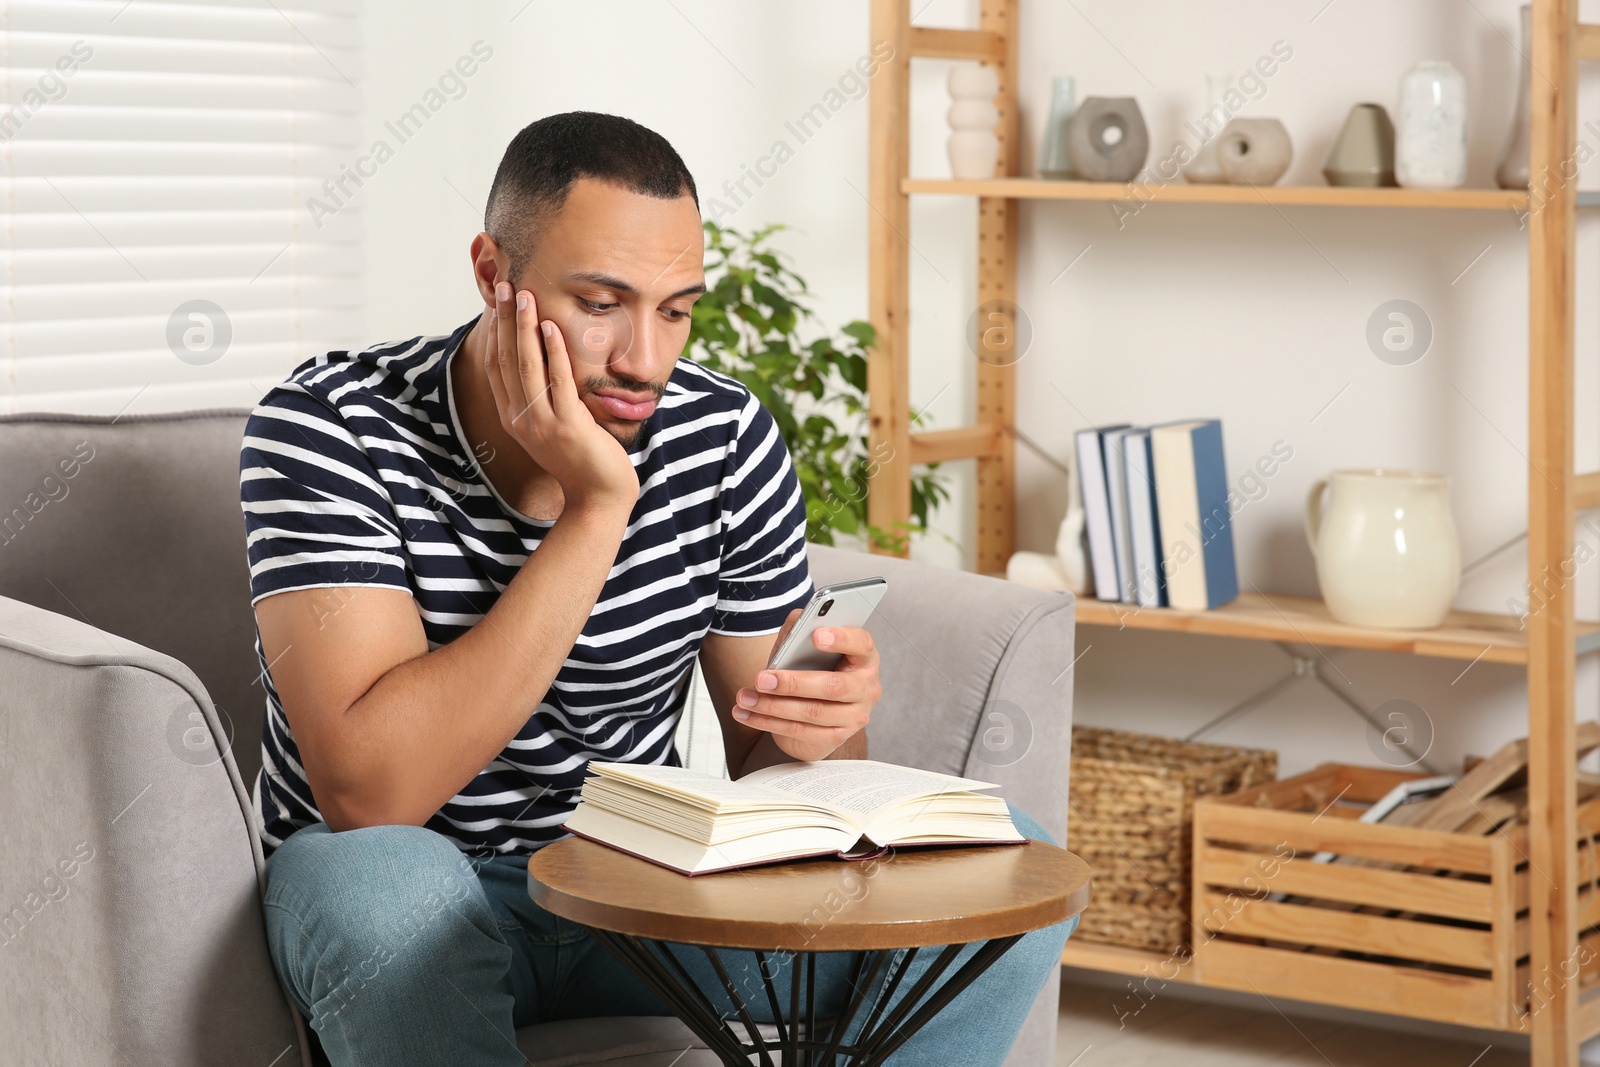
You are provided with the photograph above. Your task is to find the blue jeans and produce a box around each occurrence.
[263,804,1076,1066]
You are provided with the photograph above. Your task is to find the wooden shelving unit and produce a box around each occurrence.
[1074,593,1600,666]
[866,1,1597,1063]
[904,176,1531,211]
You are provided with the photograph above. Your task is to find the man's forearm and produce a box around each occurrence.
[323,501,629,827]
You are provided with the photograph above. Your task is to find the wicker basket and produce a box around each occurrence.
[1067,725,1277,954]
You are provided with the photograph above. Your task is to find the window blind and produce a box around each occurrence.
[0,0,364,415]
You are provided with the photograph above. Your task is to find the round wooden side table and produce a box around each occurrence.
[528,838,1091,1066]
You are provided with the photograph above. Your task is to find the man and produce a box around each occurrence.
[244,111,1070,1066]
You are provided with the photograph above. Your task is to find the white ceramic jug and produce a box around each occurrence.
[1304,469,1461,629]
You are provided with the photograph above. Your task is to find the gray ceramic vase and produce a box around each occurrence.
[1217,118,1293,185]
[1067,96,1150,182]
[1324,103,1398,187]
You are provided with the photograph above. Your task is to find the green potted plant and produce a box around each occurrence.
[686,221,949,554]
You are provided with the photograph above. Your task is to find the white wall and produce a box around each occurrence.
[355,0,1600,791]
[357,2,889,347]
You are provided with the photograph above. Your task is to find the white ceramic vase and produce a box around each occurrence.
[1038,76,1077,179]
[1182,73,1233,184]
[1397,60,1468,189]
[948,63,1000,180]
[1497,4,1533,189]
[1004,445,1089,594]
[1305,470,1461,629]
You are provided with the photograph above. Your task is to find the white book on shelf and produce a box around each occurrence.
[1103,426,1138,603]
[1074,424,1128,602]
[1122,428,1164,608]
[1151,419,1239,611]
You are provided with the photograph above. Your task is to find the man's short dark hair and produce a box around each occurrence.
[485,111,699,273]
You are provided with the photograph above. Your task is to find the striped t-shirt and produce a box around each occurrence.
[239,319,812,854]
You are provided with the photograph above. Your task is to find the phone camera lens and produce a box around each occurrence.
[818,599,834,617]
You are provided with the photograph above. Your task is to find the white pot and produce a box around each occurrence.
[947,62,1000,180]
[1182,72,1234,184]
[948,62,999,99]
[1305,469,1461,629]
[948,130,1000,180]
[1397,60,1468,189]
[947,98,1000,130]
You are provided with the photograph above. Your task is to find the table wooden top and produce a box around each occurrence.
[527,839,1092,951]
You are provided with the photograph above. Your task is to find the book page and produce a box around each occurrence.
[743,760,998,819]
[588,762,797,807]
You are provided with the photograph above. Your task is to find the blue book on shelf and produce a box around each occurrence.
[1150,419,1239,611]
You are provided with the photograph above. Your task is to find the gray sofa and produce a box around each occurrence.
[0,409,1076,1066]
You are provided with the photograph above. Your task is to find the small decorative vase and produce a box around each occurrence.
[1305,470,1461,629]
[1323,103,1398,187]
[1182,73,1234,184]
[1038,76,1077,179]
[1497,4,1533,189]
[1003,445,1089,594]
[947,63,1001,180]
[1397,61,1468,188]
[1216,118,1293,185]
[1055,472,1089,595]
[1066,96,1149,183]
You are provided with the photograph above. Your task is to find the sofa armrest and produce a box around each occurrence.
[0,596,307,1067]
[807,545,1076,846]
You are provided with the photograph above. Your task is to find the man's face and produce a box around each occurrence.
[507,179,705,447]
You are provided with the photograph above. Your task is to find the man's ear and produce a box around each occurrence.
[469,232,507,309]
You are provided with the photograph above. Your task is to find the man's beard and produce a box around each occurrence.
[605,421,646,447]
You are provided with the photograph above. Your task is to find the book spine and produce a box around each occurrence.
[1124,431,1163,608]
[1190,420,1240,609]
[1146,433,1167,607]
[1104,430,1136,603]
[1076,429,1121,601]
[1152,425,1205,610]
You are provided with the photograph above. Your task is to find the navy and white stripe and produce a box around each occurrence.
[240,319,812,855]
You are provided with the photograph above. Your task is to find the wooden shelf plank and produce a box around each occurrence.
[1576,470,1600,510]
[904,177,1530,211]
[907,26,1003,62]
[909,425,1000,464]
[1058,939,1589,1033]
[1580,22,1600,60]
[1060,939,1196,983]
[1074,591,1600,665]
[1057,941,1600,1034]
[1578,983,1600,1041]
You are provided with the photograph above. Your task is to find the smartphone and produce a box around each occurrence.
[766,577,888,673]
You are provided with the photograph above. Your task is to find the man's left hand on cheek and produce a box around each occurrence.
[733,623,880,763]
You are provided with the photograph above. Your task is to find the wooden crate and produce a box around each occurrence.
[1192,763,1600,1031]
[1068,726,1276,954]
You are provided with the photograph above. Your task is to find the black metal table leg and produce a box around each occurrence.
[583,930,1026,1066]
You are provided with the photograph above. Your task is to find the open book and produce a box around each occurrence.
[562,759,1025,875]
